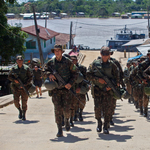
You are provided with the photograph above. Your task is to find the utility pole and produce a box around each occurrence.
[69,21,73,49]
[148,6,150,38]
[45,11,47,28]
[32,5,44,66]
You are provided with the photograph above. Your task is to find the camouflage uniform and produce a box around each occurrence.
[8,64,33,111]
[44,56,78,127]
[87,59,120,130]
[129,66,143,109]
[137,58,150,116]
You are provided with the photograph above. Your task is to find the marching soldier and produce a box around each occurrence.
[8,56,33,121]
[44,45,79,137]
[137,50,150,117]
[70,55,89,125]
[87,46,120,134]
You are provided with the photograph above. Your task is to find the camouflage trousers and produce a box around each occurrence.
[126,81,131,95]
[70,94,86,117]
[143,92,149,108]
[132,85,143,105]
[52,88,72,125]
[94,86,113,125]
[13,88,28,111]
[110,98,117,120]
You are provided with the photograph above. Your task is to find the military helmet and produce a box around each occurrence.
[144,86,150,96]
[28,84,36,93]
[122,90,131,99]
[113,88,129,99]
[75,72,84,83]
[44,78,58,90]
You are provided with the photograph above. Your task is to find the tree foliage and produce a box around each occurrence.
[0,0,27,65]
[7,0,150,16]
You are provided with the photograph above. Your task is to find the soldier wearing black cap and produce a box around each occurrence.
[87,46,120,134]
[8,55,33,121]
[70,55,88,125]
[136,50,150,117]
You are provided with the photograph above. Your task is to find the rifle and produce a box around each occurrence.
[48,66,85,106]
[94,65,122,99]
[12,73,31,98]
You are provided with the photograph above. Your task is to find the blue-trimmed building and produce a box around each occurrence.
[21,25,59,61]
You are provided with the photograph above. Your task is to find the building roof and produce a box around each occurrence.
[122,39,148,47]
[55,33,76,45]
[136,44,150,55]
[21,25,59,40]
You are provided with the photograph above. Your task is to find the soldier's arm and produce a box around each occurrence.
[68,62,79,86]
[25,67,33,85]
[8,68,15,82]
[143,66,150,79]
[44,61,53,78]
[81,66,87,80]
[86,63,99,82]
[112,63,120,85]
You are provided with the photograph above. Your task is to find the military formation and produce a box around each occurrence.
[124,51,150,117]
[8,44,150,137]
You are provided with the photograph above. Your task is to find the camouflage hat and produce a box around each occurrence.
[100,46,110,56]
[16,55,23,60]
[51,44,65,53]
[70,55,77,60]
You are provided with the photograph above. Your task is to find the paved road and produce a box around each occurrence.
[1,51,150,150]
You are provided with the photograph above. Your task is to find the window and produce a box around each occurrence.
[50,39,52,44]
[44,40,46,48]
[26,41,36,49]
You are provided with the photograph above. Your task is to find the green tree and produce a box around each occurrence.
[0,0,27,65]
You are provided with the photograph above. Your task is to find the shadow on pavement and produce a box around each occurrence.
[74,120,96,125]
[82,112,94,115]
[70,126,92,132]
[50,133,89,143]
[13,120,39,124]
[97,133,133,142]
[110,124,134,132]
[113,118,136,124]
[0,113,6,115]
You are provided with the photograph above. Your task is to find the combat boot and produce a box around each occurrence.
[22,110,26,121]
[62,115,65,126]
[96,120,102,132]
[65,118,70,131]
[143,107,148,117]
[18,107,22,119]
[110,119,114,126]
[57,125,63,137]
[79,109,83,121]
[103,123,109,134]
[140,107,143,115]
[70,117,74,127]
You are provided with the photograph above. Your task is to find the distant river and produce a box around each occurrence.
[8,18,148,49]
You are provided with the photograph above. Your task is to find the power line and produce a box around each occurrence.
[74,20,147,27]
[0,22,26,40]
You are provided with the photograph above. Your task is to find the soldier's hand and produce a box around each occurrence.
[143,79,148,84]
[65,83,72,90]
[98,78,106,84]
[76,88,81,93]
[106,87,111,91]
[49,74,56,81]
[14,80,19,84]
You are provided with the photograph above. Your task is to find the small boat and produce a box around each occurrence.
[106,25,147,51]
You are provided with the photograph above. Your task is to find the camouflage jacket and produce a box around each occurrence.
[138,59,150,80]
[87,59,120,90]
[8,64,33,87]
[44,56,79,86]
